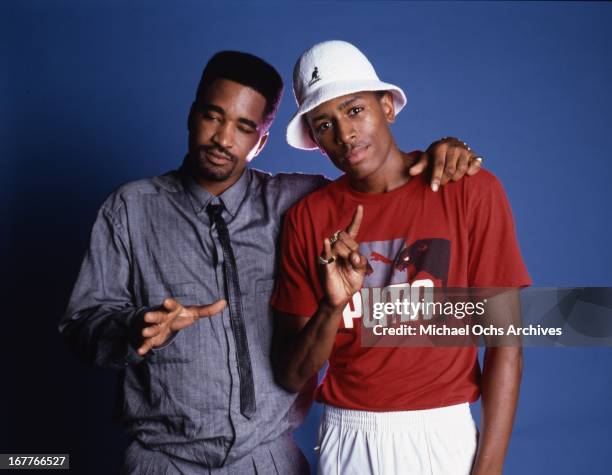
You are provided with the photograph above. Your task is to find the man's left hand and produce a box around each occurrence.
[409,137,483,192]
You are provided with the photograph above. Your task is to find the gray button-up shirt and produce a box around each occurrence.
[59,164,327,468]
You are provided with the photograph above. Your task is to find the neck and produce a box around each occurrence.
[348,147,418,194]
[194,174,239,196]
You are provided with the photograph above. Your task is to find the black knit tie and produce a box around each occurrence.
[207,203,256,418]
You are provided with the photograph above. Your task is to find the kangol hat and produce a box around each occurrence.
[286,40,407,150]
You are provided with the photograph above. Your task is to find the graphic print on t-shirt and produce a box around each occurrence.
[362,238,451,287]
[342,237,451,329]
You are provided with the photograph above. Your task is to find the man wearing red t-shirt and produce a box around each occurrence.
[271,41,530,474]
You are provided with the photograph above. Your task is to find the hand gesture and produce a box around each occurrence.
[320,205,367,309]
[409,137,483,191]
[137,298,227,355]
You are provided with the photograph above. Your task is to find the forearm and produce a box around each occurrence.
[60,204,149,368]
[472,347,523,475]
[59,304,147,369]
[274,299,343,392]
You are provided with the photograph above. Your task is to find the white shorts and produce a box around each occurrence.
[316,403,478,475]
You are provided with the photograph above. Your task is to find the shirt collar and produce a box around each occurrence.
[180,157,251,218]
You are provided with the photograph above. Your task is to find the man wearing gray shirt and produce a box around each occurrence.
[60,51,480,474]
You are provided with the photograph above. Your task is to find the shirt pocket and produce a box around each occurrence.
[146,282,200,364]
[255,279,275,355]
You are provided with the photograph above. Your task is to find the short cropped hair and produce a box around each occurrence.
[195,51,284,130]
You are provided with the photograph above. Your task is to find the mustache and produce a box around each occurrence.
[343,142,369,156]
[197,144,236,162]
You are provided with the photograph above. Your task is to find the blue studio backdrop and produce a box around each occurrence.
[2,1,611,474]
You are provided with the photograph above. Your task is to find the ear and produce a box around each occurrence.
[188,102,196,131]
[379,92,396,124]
[307,127,315,144]
[305,121,326,156]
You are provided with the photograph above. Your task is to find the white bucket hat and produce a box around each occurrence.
[286,40,407,150]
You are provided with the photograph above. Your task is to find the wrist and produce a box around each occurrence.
[320,297,347,316]
[127,307,148,350]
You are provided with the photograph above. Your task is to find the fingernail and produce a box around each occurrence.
[432,182,439,192]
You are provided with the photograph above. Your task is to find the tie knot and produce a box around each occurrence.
[207,203,224,219]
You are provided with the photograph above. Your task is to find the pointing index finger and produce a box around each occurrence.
[193,299,227,319]
[346,205,363,239]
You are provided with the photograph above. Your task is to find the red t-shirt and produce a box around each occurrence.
[271,168,531,411]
